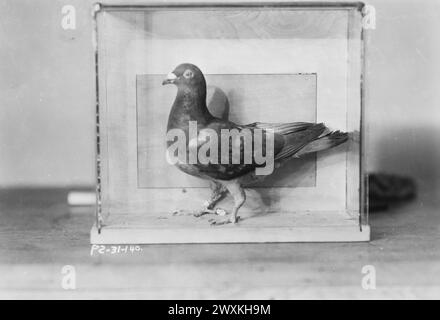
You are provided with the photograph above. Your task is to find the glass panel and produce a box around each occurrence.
[95,3,367,236]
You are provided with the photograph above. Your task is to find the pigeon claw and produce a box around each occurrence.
[173,209,209,217]
[172,209,191,216]
[194,207,228,217]
[173,208,229,218]
[193,210,212,217]
[209,216,241,226]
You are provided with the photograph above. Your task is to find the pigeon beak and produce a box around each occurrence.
[162,72,177,85]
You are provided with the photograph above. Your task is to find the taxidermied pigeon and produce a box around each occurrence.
[163,63,348,225]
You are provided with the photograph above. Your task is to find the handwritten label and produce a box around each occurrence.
[90,245,143,256]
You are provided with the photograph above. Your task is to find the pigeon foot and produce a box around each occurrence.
[209,215,241,226]
[195,207,227,217]
[173,208,227,218]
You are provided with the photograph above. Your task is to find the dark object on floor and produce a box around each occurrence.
[368,173,417,212]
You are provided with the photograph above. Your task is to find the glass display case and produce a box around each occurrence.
[91,1,370,244]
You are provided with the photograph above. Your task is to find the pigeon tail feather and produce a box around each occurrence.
[246,121,315,135]
[295,130,348,157]
[274,123,327,160]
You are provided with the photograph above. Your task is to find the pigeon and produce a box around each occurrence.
[163,63,348,225]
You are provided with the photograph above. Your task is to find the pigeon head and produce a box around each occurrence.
[162,63,206,90]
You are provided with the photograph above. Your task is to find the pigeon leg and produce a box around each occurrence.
[210,181,246,225]
[194,181,228,217]
[173,182,228,217]
[207,181,228,209]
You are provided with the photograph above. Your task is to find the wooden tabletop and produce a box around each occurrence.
[0,188,439,299]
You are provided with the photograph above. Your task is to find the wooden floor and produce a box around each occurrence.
[0,188,439,299]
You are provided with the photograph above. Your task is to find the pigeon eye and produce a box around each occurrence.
[183,69,194,79]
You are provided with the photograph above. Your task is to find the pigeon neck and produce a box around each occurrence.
[173,85,212,122]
